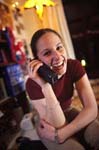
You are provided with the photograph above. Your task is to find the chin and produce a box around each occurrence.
[57,69,66,76]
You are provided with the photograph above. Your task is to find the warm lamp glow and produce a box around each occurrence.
[24,0,55,19]
[81,59,86,67]
[12,1,19,8]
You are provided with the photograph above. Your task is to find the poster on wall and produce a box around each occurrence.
[12,7,26,39]
[0,2,13,29]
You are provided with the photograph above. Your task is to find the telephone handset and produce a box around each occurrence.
[38,63,58,85]
[29,58,58,84]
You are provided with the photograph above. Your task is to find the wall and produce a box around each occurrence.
[22,0,75,58]
[63,0,99,79]
[0,0,75,58]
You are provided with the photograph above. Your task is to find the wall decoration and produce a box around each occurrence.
[0,2,13,29]
[12,7,25,36]
[23,0,56,20]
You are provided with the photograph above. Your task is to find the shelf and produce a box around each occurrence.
[0,97,11,105]
[0,39,6,43]
[7,130,21,150]
[0,62,16,67]
[71,30,99,39]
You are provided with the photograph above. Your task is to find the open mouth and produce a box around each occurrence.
[52,59,65,72]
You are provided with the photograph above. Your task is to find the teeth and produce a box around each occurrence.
[53,61,63,67]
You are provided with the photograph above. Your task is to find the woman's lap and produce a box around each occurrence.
[64,107,99,149]
[41,138,85,150]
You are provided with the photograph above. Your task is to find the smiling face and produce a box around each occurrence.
[36,32,67,76]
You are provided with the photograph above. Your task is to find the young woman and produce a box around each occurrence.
[26,28,99,150]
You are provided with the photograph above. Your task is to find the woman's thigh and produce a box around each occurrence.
[65,107,99,149]
[84,119,99,148]
[41,138,85,150]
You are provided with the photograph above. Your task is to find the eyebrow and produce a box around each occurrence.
[56,42,62,46]
[38,49,49,56]
[39,42,62,54]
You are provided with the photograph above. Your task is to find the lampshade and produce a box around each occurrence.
[23,0,55,20]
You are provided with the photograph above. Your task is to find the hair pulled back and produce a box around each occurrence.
[30,28,62,58]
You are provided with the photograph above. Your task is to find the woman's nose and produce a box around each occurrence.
[53,50,61,60]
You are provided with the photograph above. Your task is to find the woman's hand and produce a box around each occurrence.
[27,59,46,87]
[37,119,55,142]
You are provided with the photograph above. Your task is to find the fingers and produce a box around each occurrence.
[27,58,46,86]
[39,119,46,128]
[27,58,43,77]
[38,119,53,130]
[37,119,55,141]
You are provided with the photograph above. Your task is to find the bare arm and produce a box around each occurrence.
[27,59,98,143]
[57,73,98,143]
[27,59,66,128]
[30,84,66,129]
[37,74,98,143]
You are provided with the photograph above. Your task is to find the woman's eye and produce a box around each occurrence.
[57,45,62,51]
[43,51,51,56]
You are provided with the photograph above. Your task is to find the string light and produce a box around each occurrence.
[12,1,19,8]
